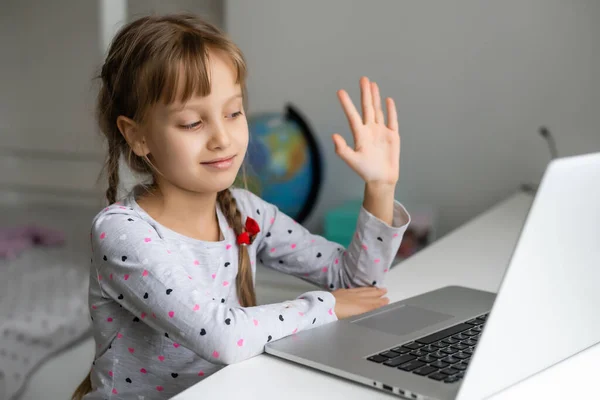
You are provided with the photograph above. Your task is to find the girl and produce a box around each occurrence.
[74,13,410,399]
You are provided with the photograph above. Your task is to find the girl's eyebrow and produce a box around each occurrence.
[168,93,243,114]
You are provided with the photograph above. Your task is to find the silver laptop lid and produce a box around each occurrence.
[457,152,600,400]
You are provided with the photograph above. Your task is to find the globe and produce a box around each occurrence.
[238,104,323,224]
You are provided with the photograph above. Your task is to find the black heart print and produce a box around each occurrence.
[200,329,207,336]
[126,377,132,383]
[144,292,148,299]
[224,262,230,267]
[166,289,173,295]
[266,232,271,237]
[121,256,127,262]
[221,298,225,303]
[278,315,284,321]
[225,318,231,325]
[316,253,322,258]
[256,209,260,215]
[127,218,134,222]
[317,297,323,302]
[118,294,123,300]
[133,317,140,322]
[329,284,334,289]
[267,335,272,342]
[288,229,292,234]
[372,281,377,286]
[377,237,383,242]
[165,332,169,338]
[103,255,107,261]
[171,373,178,378]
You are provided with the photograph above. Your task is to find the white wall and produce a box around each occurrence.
[225,0,600,236]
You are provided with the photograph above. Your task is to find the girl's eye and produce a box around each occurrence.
[180,121,202,130]
[228,111,243,119]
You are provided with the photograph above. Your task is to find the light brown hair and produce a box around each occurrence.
[73,13,256,399]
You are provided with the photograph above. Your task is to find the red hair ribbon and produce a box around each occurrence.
[236,216,261,245]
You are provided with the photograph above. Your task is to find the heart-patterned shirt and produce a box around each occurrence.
[84,185,410,399]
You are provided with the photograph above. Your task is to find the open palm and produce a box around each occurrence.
[332,76,401,186]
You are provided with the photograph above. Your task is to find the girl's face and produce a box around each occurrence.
[141,50,248,195]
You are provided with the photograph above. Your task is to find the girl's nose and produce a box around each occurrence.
[208,123,232,150]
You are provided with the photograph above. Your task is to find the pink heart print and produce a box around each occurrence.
[142,269,148,276]
[211,273,216,279]
[291,243,296,249]
[328,308,333,315]
[223,281,229,287]
[140,368,147,374]
[212,350,220,358]
[117,333,123,339]
[124,274,129,280]
[128,347,134,353]
[198,371,205,376]
[193,304,200,311]
[158,355,165,362]
[100,232,106,239]
[237,339,244,346]
[322,267,328,273]
[141,312,146,319]
[156,386,164,392]
[173,343,180,348]
[253,319,259,326]
[168,311,175,318]
[374,259,380,263]
[194,260,200,265]
[226,244,232,250]
[112,388,118,394]
[144,237,151,242]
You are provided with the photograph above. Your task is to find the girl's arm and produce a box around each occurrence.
[244,189,410,290]
[91,205,337,365]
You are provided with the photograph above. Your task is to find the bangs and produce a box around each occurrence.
[135,31,246,120]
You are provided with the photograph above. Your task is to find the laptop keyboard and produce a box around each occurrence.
[366,313,488,384]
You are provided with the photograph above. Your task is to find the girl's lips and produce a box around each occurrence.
[201,155,235,170]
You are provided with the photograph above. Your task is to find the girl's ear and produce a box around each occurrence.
[116,115,150,157]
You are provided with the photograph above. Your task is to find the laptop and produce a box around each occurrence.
[264,152,600,400]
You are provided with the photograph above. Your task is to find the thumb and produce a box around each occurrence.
[332,133,356,164]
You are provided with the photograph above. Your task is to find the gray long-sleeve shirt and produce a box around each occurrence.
[85,186,410,399]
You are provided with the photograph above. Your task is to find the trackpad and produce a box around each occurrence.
[352,305,454,337]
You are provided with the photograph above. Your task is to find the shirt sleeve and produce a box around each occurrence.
[91,205,338,365]
[252,193,411,290]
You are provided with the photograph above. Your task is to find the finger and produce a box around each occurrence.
[332,133,359,166]
[386,97,398,132]
[355,287,388,297]
[371,82,384,124]
[360,76,374,124]
[337,90,362,129]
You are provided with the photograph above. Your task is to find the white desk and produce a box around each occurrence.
[173,191,600,400]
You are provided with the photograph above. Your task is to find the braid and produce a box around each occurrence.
[105,141,121,204]
[217,188,257,307]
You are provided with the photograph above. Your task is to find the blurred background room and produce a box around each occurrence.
[1,0,599,399]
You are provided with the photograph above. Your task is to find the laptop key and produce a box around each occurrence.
[403,342,424,350]
[383,354,416,367]
[441,347,459,354]
[428,372,447,381]
[463,330,479,337]
[451,343,468,350]
[440,367,460,375]
[429,351,446,359]
[390,346,412,354]
[463,339,478,346]
[441,355,461,364]
[398,360,426,371]
[418,355,438,363]
[413,365,438,376]
[415,323,472,344]
[430,360,450,369]
[454,352,471,360]
[465,319,480,325]
[378,350,400,359]
[410,349,430,357]
[453,363,468,371]
[367,355,388,363]
[422,345,438,352]
[452,333,470,340]
[472,326,483,333]
[432,341,447,349]
[444,375,460,383]
[442,337,459,345]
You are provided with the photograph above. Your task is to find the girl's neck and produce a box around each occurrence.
[136,183,222,242]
